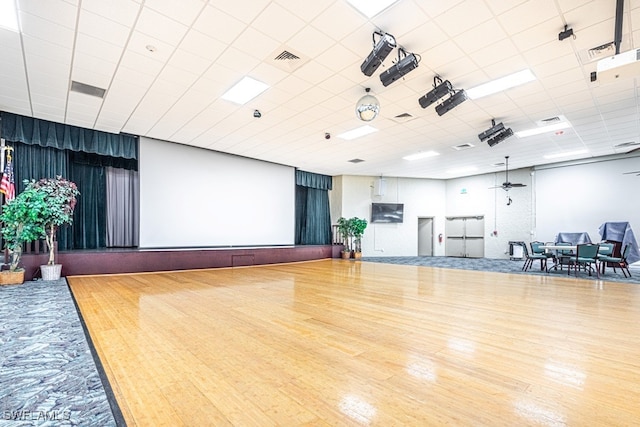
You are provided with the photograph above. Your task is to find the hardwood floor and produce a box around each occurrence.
[68,259,640,426]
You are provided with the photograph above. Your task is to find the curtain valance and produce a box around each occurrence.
[296,170,332,190]
[1,111,137,160]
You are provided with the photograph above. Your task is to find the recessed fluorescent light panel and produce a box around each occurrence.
[466,69,536,100]
[403,151,439,161]
[346,0,400,18]
[515,121,572,138]
[543,149,589,159]
[0,0,19,31]
[337,125,378,140]
[221,76,269,105]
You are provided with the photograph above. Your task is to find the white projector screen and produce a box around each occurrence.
[139,137,295,248]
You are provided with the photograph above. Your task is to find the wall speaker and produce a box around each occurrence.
[373,178,386,196]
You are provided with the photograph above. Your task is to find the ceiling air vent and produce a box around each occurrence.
[614,141,640,148]
[269,46,308,72]
[348,158,365,163]
[70,81,106,98]
[391,112,415,123]
[452,143,475,151]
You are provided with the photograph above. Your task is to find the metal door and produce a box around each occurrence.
[418,217,433,256]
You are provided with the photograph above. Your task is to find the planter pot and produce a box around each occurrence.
[0,269,25,285]
[341,251,352,259]
[353,251,363,260]
[41,264,63,281]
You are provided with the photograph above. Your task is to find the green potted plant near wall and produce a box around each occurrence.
[28,176,80,281]
[337,217,353,259]
[350,217,368,260]
[0,187,48,285]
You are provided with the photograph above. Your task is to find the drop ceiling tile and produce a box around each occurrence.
[192,5,246,44]
[81,0,140,27]
[251,2,306,44]
[287,24,335,59]
[435,0,493,38]
[19,12,75,48]
[78,10,131,47]
[455,20,509,55]
[370,0,431,39]
[18,0,77,30]
[167,49,211,75]
[136,7,188,46]
[75,33,125,64]
[22,34,72,65]
[274,0,334,22]
[232,27,281,60]
[208,0,271,24]
[144,0,205,26]
[311,2,367,42]
[315,43,360,73]
[215,47,261,73]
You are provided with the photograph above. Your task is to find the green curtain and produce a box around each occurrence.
[295,170,332,245]
[14,142,69,192]
[68,162,106,249]
[1,111,137,159]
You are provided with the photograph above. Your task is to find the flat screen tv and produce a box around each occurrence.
[371,203,404,223]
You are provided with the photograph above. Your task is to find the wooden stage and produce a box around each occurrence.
[68,259,640,426]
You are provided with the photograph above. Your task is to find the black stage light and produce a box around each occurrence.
[558,24,574,41]
[434,89,467,116]
[361,31,396,77]
[379,48,419,87]
[487,127,514,147]
[418,78,452,108]
[478,120,505,142]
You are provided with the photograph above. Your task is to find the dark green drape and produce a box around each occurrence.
[14,142,69,192]
[1,111,137,159]
[295,170,332,245]
[69,162,106,249]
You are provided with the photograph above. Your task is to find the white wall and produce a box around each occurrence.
[139,137,295,248]
[333,176,446,256]
[534,156,640,243]
[335,155,640,259]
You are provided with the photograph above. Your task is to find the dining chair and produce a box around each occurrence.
[554,242,573,271]
[596,242,614,274]
[598,243,632,278]
[567,243,600,278]
[522,243,548,272]
[530,241,552,271]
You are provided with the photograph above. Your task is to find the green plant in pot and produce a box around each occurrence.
[337,217,353,259]
[350,217,368,259]
[0,187,48,284]
[27,176,80,280]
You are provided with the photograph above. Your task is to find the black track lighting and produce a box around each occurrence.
[418,76,452,108]
[558,24,574,41]
[379,48,419,87]
[434,89,467,116]
[360,31,396,77]
[479,119,513,147]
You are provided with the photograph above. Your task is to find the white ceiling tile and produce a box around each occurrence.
[78,10,131,47]
[19,11,75,48]
[136,6,188,46]
[311,2,367,42]
[232,28,281,61]
[178,30,227,63]
[287,25,335,59]
[436,0,494,38]
[498,0,558,34]
[81,0,140,27]
[18,0,77,30]
[251,2,306,44]
[144,0,205,26]
[215,47,261,73]
[207,0,271,24]
[192,5,246,44]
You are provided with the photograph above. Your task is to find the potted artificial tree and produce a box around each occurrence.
[350,217,368,260]
[0,187,47,284]
[27,176,79,280]
[337,217,353,259]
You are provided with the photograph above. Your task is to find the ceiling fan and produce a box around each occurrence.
[490,156,527,191]
[623,170,640,176]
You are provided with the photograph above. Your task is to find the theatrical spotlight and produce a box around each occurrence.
[434,89,467,116]
[419,76,452,108]
[487,128,514,147]
[360,31,396,77]
[479,119,514,147]
[379,48,420,87]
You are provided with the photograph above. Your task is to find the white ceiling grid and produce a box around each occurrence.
[0,0,639,178]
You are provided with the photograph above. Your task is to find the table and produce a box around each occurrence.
[540,244,607,273]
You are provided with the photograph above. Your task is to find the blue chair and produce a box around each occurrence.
[522,243,548,272]
[566,243,600,278]
[596,242,614,274]
[599,243,632,278]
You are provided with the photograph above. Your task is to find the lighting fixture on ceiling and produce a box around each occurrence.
[361,31,396,77]
[558,24,574,41]
[478,119,513,147]
[0,0,19,31]
[466,69,536,99]
[434,89,468,116]
[379,47,420,87]
[418,76,452,109]
[515,121,571,138]
[221,76,269,105]
[543,149,589,159]
[337,125,378,141]
[355,88,380,122]
[402,151,440,161]
[346,0,400,18]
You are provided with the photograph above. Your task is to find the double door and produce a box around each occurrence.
[445,216,484,258]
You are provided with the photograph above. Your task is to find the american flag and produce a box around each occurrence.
[0,155,15,201]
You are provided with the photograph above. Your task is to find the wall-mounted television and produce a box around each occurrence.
[371,203,404,223]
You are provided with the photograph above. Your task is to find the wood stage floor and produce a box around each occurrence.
[68,259,640,426]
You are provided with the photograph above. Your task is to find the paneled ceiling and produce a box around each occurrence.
[1,0,640,179]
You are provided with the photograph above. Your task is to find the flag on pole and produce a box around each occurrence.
[0,150,15,201]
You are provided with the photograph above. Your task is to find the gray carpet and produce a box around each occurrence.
[0,279,119,426]
[362,256,640,284]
